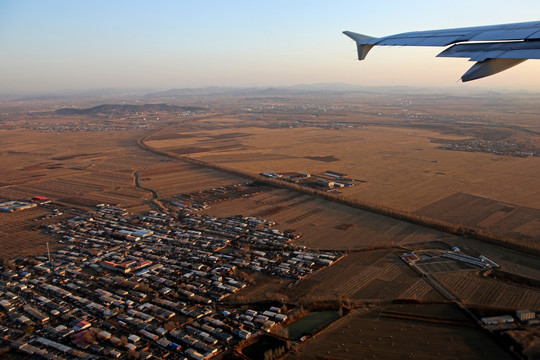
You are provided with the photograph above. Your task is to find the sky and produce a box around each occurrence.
[1,0,540,93]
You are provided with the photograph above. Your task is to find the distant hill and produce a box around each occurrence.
[143,83,439,98]
[55,103,207,116]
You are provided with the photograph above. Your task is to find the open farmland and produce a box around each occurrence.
[415,192,540,242]
[137,162,244,199]
[287,305,512,360]
[283,250,444,303]
[145,116,540,242]
[0,126,237,255]
[0,206,62,259]
[0,127,251,256]
[205,189,448,250]
[0,128,248,212]
[433,271,540,310]
[5,171,149,209]
[146,124,540,213]
[0,129,157,210]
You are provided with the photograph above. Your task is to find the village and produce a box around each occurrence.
[0,203,340,359]
[438,139,538,157]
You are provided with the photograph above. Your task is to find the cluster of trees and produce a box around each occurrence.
[263,344,289,360]
[271,324,289,338]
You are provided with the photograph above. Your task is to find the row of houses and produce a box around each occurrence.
[0,203,339,359]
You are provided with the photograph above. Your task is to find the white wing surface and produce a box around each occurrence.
[344,21,540,81]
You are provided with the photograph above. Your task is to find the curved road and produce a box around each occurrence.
[133,171,166,211]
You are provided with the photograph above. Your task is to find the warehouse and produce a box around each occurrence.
[0,201,37,212]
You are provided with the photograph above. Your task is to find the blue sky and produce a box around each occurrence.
[1,0,540,92]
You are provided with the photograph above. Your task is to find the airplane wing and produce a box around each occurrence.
[343,21,540,82]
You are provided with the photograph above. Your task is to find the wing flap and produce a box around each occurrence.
[437,41,540,61]
[461,59,527,82]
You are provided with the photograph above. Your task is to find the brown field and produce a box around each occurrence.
[204,189,447,250]
[137,162,243,199]
[415,192,540,240]
[282,250,444,303]
[0,129,155,210]
[0,207,61,259]
[0,129,247,212]
[146,124,540,211]
[287,305,512,360]
[0,127,249,256]
[433,271,540,310]
[147,121,540,241]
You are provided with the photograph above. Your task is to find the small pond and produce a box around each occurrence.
[286,311,341,340]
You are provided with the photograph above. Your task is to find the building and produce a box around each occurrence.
[400,253,419,263]
[316,180,334,188]
[444,251,490,269]
[324,170,347,178]
[516,310,536,322]
[0,201,37,212]
[481,315,514,325]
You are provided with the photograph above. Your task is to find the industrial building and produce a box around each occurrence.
[316,180,334,188]
[444,251,493,269]
[481,315,515,325]
[0,201,37,212]
[516,310,536,322]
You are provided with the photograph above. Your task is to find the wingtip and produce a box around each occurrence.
[342,31,376,43]
[343,31,377,61]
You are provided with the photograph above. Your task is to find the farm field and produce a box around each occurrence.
[433,271,540,310]
[414,258,475,274]
[0,127,250,257]
[0,129,246,212]
[146,124,540,210]
[0,129,156,210]
[287,305,512,360]
[146,121,540,241]
[0,206,63,259]
[282,250,445,303]
[415,192,539,242]
[205,189,448,250]
[137,162,244,199]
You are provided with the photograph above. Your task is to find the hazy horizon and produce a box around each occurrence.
[3,82,540,99]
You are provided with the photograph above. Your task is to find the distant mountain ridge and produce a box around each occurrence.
[143,84,381,98]
[55,103,207,116]
[143,83,507,98]
[4,83,536,101]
